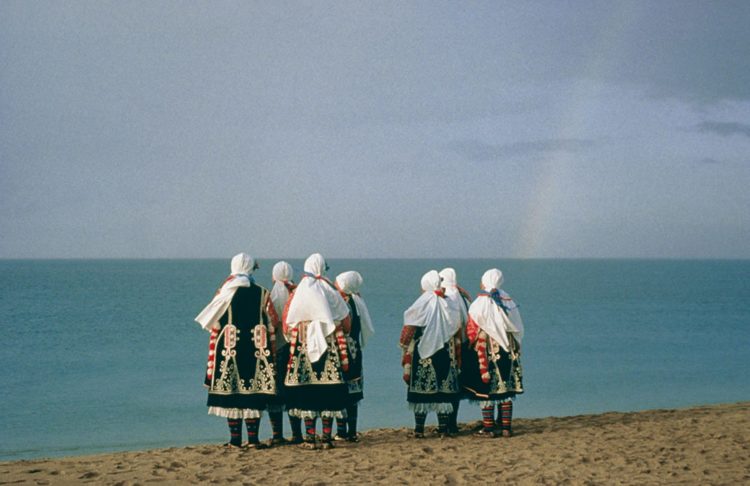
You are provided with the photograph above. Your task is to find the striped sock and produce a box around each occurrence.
[437,412,450,434]
[321,417,333,440]
[481,405,495,432]
[346,405,358,438]
[289,414,303,440]
[336,416,347,437]
[500,401,513,431]
[244,418,260,445]
[304,417,317,440]
[227,418,242,446]
[414,412,427,434]
[269,411,283,440]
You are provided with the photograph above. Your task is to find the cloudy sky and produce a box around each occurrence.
[2,1,749,258]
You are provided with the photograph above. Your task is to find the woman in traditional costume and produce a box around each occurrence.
[463,268,524,437]
[195,253,277,448]
[400,270,462,438]
[265,261,303,444]
[333,270,375,442]
[283,253,351,449]
[439,267,472,435]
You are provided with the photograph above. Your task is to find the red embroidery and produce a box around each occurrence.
[253,325,267,349]
[224,325,237,349]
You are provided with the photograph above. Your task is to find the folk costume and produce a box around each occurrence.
[439,267,472,435]
[463,269,524,437]
[196,253,277,448]
[283,253,351,448]
[267,261,302,444]
[400,270,462,437]
[333,271,375,442]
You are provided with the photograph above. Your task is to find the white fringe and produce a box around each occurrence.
[408,402,454,414]
[287,408,345,419]
[473,397,515,408]
[207,407,262,419]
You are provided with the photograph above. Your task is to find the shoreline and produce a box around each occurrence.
[2,402,748,485]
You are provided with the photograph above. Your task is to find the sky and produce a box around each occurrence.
[1,1,749,259]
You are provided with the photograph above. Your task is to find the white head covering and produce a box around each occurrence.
[335,271,375,348]
[468,268,524,351]
[270,261,294,319]
[195,253,255,330]
[439,267,469,326]
[285,253,349,363]
[403,270,461,359]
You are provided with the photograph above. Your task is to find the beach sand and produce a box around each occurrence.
[2,402,748,485]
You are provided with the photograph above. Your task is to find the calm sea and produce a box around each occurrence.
[1,259,748,461]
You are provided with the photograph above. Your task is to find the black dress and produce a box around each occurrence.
[343,298,364,405]
[461,330,523,403]
[205,284,276,414]
[283,323,350,415]
[405,328,460,411]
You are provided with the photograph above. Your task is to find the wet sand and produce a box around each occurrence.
[2,402,748,485]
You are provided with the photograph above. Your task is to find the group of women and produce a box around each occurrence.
[400,267,524,439]
[195,252,523,450]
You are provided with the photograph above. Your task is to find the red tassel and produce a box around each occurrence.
[335,328,349,372]
[477,333,490,384]
[287,327,298,373]
[206,328,219,379]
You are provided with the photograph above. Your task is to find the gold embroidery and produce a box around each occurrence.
[411,357,438,393]
[284,331,345,386]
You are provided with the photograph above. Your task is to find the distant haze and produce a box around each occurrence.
[2,1,749,259]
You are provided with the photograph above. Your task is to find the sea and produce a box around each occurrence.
[1,259,748,461]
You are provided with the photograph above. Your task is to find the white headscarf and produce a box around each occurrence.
[439,267,469,327]
[270,261,294,319]
[195,253,255,330]
[403,270,461,359]
[335,271,375,348]
[285,253,349,363]
[468,268,524,352]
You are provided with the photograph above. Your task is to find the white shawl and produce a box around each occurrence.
[195,253,255,330]
[439,267,469,334]
[468,268,523,352]
[270,261,294,319]
[403,270,460,359]
[335,270,375,348]
[285,253,349,363]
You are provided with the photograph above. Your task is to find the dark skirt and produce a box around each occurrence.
[406,339,460,408]
[284,332,349,414]
[205,324,277,411]
[343,334,364,405]
[461,339,523,402]
[267,343,291,409]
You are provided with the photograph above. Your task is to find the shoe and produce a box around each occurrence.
[346,434,360,443]
[223,442,244,449]
[298,440,317,450]
[333,434,347,442]
[288,435,304,445]
[501,429,513,438]
[244,441,268,450]
[412,432,425,439]
[319,440,335,450]
[473,429,498,438]
[267,437,288,447]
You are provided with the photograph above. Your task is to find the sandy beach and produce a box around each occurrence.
[2,402,748,485]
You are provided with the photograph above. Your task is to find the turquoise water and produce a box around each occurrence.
[1,259,748,460]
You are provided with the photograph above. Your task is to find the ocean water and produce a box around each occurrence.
[0,259,748,461]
